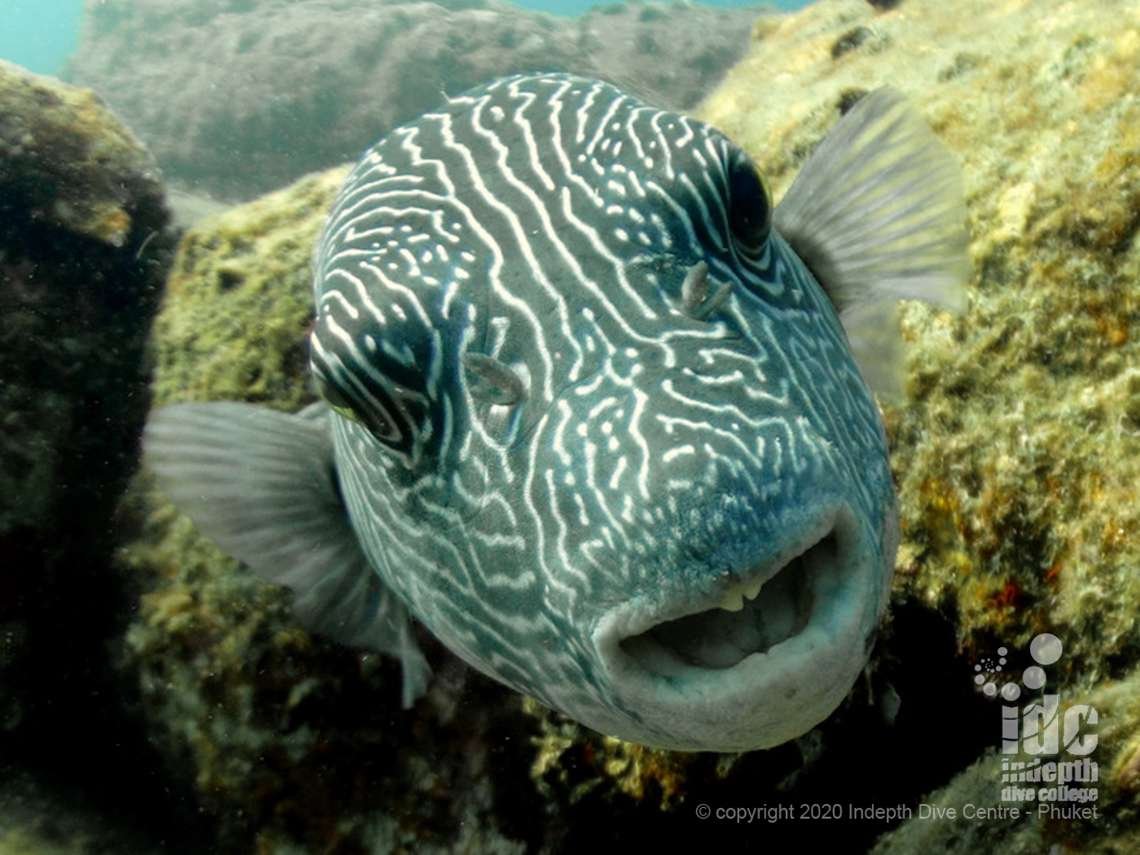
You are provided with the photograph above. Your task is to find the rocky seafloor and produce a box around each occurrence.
[3,0,1138,851]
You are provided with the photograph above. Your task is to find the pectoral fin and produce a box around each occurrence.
[144,401,429,707]
[775,87,970,398]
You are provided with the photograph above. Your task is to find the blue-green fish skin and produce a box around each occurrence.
[147,73,967,751]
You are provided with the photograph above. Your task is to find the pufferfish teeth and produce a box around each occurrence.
[719,589,745,612]
[743,577,765,601]
[717,576,767,612]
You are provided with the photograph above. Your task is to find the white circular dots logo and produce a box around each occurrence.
[973,633,1063,700]
[1030,633,1063,666]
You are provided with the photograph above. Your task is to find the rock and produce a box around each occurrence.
[0,60,187,846]
[66,0,761,200]
[696,0,1139,846]
[0,767,160,855]
[120,167,546,850]
[872,665,1140,853]
[113,0,1139,849]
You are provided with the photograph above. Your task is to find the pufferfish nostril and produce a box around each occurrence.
[680,261,734,321]
[462,352,527,405]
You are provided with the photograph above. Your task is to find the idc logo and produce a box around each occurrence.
[973,633,1100,813]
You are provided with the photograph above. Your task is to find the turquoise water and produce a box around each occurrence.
[0,0,83,75]
[1,0,810,76]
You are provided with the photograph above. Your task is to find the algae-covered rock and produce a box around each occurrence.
[0,58,171,727]
[701,0,1140,695]
[0,59,185,847]
[150,167,348,410]
[873,664,1140,854]
[121,0,1138,849]
[121,168,543,850]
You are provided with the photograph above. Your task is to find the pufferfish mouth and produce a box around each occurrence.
[594,504,872,749]
[618,528,834,674]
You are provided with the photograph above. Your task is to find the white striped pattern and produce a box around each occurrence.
[309,74,895,740]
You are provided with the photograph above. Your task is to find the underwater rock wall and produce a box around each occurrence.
[700,0,1140,694]
[0,56,171,741]
[698,0,1139,848]
[115,0,1139,850]
[66,0,760,200]
[0,60,187,850]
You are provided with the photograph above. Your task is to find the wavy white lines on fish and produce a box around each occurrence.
[520,409,565,592]
[339,456,478,598]
[660,378,779,429]
[647,111,677,181]
[679,173,730,255]
[654,413,767,476]
[434,111,557,404]
[607,456,628,491]
[464,469,522,532]
[542,89,665,325]
[506,81,557,193]
[662,444,696,464]
[544,468,585,594]
[325,268,389,325]
[617,107,646,163]
[394,123,517,327]
[550,398,577,468]
[468,98,588,383]
[693,156,735,249]
[556,188,666,331]
[614,163,649,204]
[328,197,451,246]
[643,179,704,261]
[753,290,867,487]
[572,80,602,145]
[340,173,425,203]
[584,94,626,158]
[357,261,434,328]
[311,331,407,444]
[320,287,360,320]
[679,367,747,389]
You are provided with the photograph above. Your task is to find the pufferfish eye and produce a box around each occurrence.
[314,367,407,451]
[312,369,365,425]
[727,153,771,251]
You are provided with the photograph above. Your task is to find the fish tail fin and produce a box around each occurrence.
[144,401,430,708]
[774,87,969,398]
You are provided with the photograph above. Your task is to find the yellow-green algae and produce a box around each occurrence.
[121,167,539,851]
[122,0,1139,846]
[528,0,1140,821]
[701,0,1140,685]
[524,696,717,809]
[150,166,348,411]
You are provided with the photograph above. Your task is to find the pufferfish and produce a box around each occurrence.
[146,73,967,752]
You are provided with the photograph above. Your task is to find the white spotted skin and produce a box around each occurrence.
[310,73,896,750]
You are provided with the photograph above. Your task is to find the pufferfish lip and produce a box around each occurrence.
[593,503,870,750]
